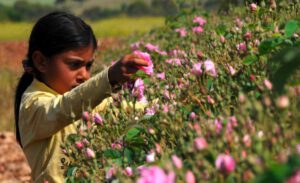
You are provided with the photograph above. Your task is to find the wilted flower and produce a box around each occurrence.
[166,58,182,66]
[226,64,236,76]
[276,95,290,109]
[156,72,165,80]
[193,16,206,26]
[204,60,217,77]
[185,170,196,183]
[155,143,162,154]
[171,155,183,169]
[82,111,90,122]
[215,119,222,134]
[235,18,243,28]
[257,131,264,139]
[111,142,122,150]
[145,43,159,52]
[264,79,273,90]
[162,104,169,113]
[244,31,252,40]
[191,62,203,76]
[146,151,156,162]
[93,113,103,125]
[189,112,197,120]
[215,154,235,174]
[243,134,252,147]
[145,106,156,116]
[85,148,95,158]
[237,42,247,53]
[296,144,300,154]
[220,35,226,43]
[124,167,133,176]
[250,3,258,12]
[132,78,145,100]
[106,167,116,180]
[175,27,187,37]
[130,42,141,50]
[207,95,215,104]
[194,137,208,150]
[134,50,153,75]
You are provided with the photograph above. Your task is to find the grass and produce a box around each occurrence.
[0,16,164,41]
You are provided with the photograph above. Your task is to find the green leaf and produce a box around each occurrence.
[207,79,213,91]
[269,47,300,94]
[125,127,143,141]
[285,20,299,38]
[103,149,122,159]
[124,148,133,164]
[243,55,258,65]
[216,24,227,35]
[259,38,283,55]
[66,166,77,177]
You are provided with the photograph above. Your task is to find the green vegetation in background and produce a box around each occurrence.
[0,69,17,132]
[0,16,164,41]
[90,16,164,38]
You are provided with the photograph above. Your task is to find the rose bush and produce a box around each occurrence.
[61,1,300,182]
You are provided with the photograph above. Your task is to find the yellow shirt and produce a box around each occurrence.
[19,68,113,183]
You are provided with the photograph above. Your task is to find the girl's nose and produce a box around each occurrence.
[77,67,90,83]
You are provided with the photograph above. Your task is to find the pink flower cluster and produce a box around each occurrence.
[191,60,217,77]
[193,16,206,34]
[132,78,147,103]
[137,166,175,183]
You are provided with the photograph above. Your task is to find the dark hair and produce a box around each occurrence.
[15,11,97,146]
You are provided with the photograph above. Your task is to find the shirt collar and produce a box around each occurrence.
[31,78,59,95]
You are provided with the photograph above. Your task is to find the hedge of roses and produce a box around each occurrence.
[61,1,300,182]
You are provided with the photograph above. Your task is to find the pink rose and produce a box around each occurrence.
[171,155,183,169]
[133,50,153,75]
[93,113,103,125]
[185,170,196,183]
[215,154,235,174]
[194,137,208,150]
[175,27,187,37]
[193,16,206,26]
[75,141,84,149]
[85,148,95,158]
[192,26,203,34]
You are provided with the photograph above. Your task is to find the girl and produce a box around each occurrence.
[14,11,148,183]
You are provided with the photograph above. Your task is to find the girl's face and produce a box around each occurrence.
[43,44,95,94]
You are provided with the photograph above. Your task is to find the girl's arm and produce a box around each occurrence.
[19,68,112,144]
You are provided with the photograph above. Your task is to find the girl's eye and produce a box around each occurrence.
[69,62,81,69]
[86,62,93,70]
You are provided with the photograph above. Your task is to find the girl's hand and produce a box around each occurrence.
[108,54,149,85]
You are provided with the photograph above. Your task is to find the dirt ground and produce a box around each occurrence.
[0,132,31,183]
[0,38,121,182]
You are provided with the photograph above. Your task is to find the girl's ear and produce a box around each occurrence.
[32,51,48,73]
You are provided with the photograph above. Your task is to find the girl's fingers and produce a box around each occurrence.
[125,66,139,74]
[127,58,149,67]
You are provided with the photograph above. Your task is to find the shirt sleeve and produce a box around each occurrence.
[19,67,113,144]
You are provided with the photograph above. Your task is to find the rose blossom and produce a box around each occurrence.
[215,154,235,174]
[133,50,153,75]
[194,137,208,150]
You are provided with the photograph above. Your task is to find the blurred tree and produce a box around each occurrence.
[151,0,179,16]
[82,7,121,20]
[126,0,152,16]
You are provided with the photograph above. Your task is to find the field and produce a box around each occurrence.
[0,16,164,41]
